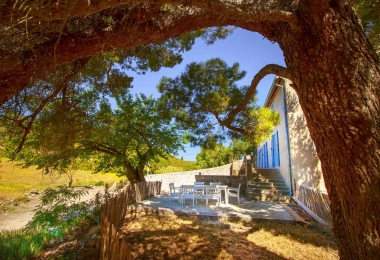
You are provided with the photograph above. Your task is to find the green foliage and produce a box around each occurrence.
[0,26,232,184]
[0,187,102,260]
[87,94,185,183]
[196,143,232,168]
[158,58,280,148]
[2,89,186,184]
[94,180,105,186]
[0,228,57,259]
[0,185,102,260]
[230,138,256,158]
[149,157,170,174]
[196,139,255,168]
[154,166,183,174]
[26,185,90,231]
[147,154,199,173]
[356,0,380,54]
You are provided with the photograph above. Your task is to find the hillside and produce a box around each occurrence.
[0,158,125,201]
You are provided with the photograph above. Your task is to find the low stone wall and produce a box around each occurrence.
[145,163,237,193]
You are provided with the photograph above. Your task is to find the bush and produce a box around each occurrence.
[25,185,90,231]
[93,180,105,186]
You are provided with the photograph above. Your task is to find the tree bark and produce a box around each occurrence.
[274,3,380,259]
[123,160,146,184]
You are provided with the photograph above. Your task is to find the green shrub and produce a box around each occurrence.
[0,229,55,259]
[0,185,104,259]
[17,196,29,204]
[25,185,90,231]
[93,180,105,186]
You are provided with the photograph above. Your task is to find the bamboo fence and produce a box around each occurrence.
[297,185,332,226]
[99,181,162,260]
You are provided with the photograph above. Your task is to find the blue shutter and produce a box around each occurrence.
[258,148,261,168]
[265,143,269,168]
[276,130,280,166]
[271,134,275,167]
[264,144,266,168]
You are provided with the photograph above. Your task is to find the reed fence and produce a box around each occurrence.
[100,181,162,260]
[297,185,332,226]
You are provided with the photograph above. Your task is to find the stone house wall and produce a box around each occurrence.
[145,162,240,193]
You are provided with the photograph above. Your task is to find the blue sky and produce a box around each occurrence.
[127,28,285,161]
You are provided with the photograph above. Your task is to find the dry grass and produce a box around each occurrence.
[0,158,125,200]
[121,214,338,260]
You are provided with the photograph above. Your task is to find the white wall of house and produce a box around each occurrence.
[257,77,327,194]
[270,86,292,188]
[282,79,326,192]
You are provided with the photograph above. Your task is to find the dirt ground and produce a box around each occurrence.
[0,186,105,230]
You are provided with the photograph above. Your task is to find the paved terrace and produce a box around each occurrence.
[135,194,295,224]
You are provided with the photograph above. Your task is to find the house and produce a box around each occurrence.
[257,77,331,225]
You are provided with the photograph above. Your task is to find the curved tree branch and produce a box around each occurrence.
[14,57,90,153]
[200,104,247,134]
[0,2,301,104]
[223,63,291,126]
[0,0,297,24]
[84,142,119,156]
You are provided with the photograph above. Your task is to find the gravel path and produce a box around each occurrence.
[0,186,105,230]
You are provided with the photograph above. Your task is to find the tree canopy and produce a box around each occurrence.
[86,94,185,183]
[157,58,280,148]
[3,91,185,184]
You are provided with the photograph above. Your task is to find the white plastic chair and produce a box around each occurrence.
[180,185,195,206]
[205,185,221,206]
[194,183,205,203]
[227,183,241,205]
[169,183,180,202]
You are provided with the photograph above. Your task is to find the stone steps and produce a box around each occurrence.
[247,193,290,202]
[247,168,290,202]
[249,187,290,195]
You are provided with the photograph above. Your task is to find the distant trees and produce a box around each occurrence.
[196,139,255,168]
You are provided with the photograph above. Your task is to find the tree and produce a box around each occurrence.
[0,1,379,258]
[196,139,255,168]
[3,90,185,184]
[84,94,185,183]
[196,143,232,168]
[157,58,280,148]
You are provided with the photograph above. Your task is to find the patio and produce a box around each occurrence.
[135,193,296,223]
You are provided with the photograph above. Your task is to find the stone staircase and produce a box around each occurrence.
[247,168,290,202]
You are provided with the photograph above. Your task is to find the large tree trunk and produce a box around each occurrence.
[123,161,146,184]
[275,3,380,259]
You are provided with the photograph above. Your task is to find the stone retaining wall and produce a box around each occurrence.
[145,162,241,193]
